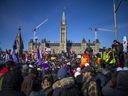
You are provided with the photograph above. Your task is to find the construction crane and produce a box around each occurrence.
[90,27,113,40]
[33,18,48,42]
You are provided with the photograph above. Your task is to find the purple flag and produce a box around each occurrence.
[37,47,41,66]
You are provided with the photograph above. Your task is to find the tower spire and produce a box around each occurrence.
[18,26,21,33]
[62,11,66,24]
[62,11,65,20]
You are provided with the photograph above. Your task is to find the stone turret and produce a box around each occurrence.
[94,39,100,52]
[81,38,87,53]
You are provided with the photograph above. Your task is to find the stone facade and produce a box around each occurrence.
[28,11,100,54]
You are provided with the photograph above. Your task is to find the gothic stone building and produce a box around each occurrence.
[28,11,100,54]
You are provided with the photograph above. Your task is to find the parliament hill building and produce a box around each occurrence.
[28,11,100,54]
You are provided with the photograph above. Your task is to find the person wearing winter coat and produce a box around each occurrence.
[74,67,83,89]
[0,61,22,96]
[21,68,38,96]
[40,76,53,96]
[81,66,98,96]
[0,65,8,91]
[52,67,80,96]
[29,79,43,96]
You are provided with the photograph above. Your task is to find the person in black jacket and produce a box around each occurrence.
[112,40,124,67]
[0,61,22,96]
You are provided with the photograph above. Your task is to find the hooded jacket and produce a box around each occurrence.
[52,77,80,96]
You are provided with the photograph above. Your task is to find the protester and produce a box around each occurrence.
[112,40,124,67]
[80,49,90,68]
[101,48,107,68]
[52,67,80,96]
[29,78,43,96]
[74,67,83,90]
[40,76,53,96]
[0,61,22,96]
[74,67,81,78]
[81,66,98,96]
[105,48,116,70]
[21,68,38,96]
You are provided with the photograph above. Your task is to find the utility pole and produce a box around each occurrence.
[113,0,118,40]
[113,0,127,40]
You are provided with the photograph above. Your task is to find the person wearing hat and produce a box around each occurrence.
[81,66,98,96]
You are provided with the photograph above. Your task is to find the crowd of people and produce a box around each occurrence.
[0,40,128,96]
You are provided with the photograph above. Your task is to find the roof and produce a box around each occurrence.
[49,42,95,46]
[95,39,100,43]
[82,38,86,43]
[49,43,60,46]
[72,43,81,46]
[87,43,95,46]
